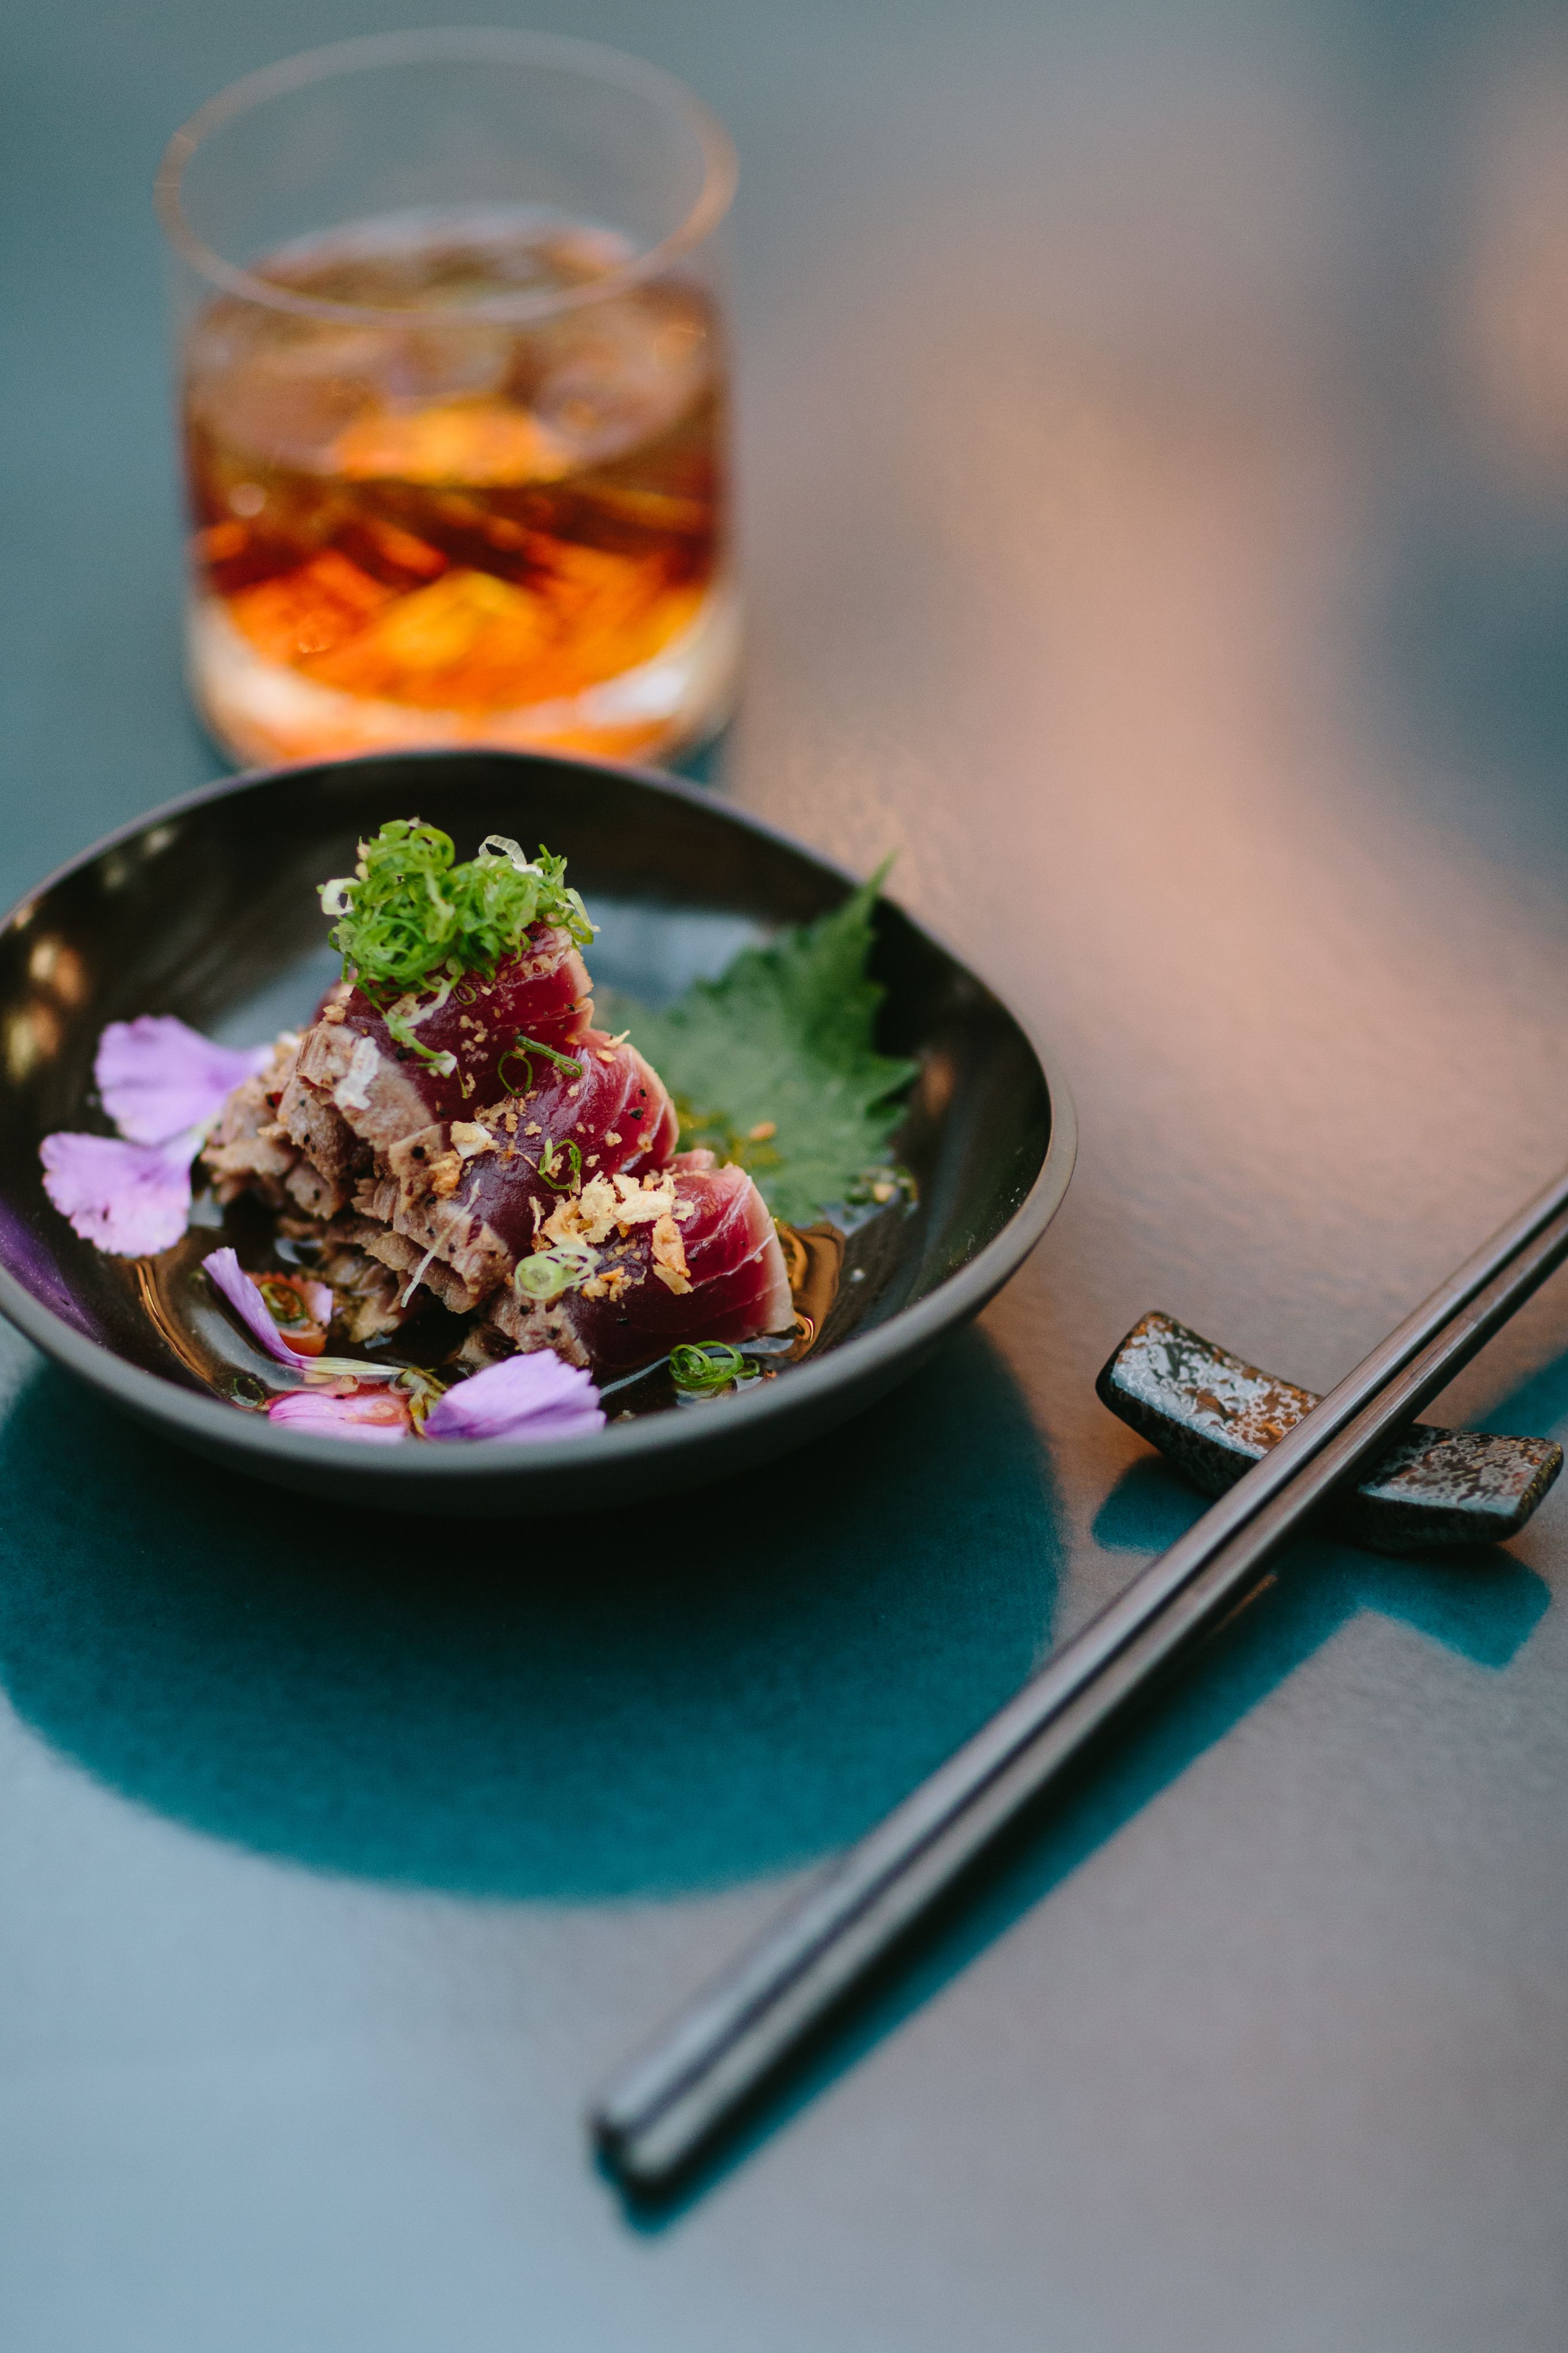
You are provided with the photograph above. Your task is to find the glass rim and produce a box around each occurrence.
[154,26,737,327]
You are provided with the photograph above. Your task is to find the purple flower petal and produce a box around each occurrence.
[40,1131,195,1257]
[96,1016,271,1146]
[424,1350,605,1445]
[205,1245,319,1369]
[268,1389,411,1444]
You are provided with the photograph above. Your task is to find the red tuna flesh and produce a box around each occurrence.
[287,923,594,1165]
[334,921,593,1124]
[509,1155,795,1376]
[361,1033,680,1302]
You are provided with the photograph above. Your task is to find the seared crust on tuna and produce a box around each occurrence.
[314,1240,419,1343]
[471,1290,592,1370]
[201,1036,302,1206]
[330,1213,488,1316]
[290,1019,430,1158]
[475,1158,794,1378]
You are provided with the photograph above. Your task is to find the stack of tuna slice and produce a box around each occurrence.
[202,917,794,1376]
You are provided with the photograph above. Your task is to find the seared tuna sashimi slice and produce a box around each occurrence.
[335,920,594,1113]
[278,920,594,1182]
[352,1032,679,1306]
[490,1155,795,1377]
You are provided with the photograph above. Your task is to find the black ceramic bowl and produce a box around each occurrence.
[0,751,1073,1513]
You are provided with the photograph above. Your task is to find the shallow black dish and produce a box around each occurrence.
[0,751,1074,1513]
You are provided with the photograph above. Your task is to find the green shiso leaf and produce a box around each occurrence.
[601,871,917,1228]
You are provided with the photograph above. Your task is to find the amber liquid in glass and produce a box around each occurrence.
[182,213,732,765]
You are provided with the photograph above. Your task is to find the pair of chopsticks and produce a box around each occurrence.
[593,1162,1568,2192]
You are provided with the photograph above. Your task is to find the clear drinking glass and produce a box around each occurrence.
[155,30,737,768]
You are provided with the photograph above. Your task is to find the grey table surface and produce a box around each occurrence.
[5,2,1568,2347]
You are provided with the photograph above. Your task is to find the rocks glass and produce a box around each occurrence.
[156,30,737,766]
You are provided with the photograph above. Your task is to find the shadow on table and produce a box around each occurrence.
[0,1328,1060,1900]
[621,1445,1550,2223]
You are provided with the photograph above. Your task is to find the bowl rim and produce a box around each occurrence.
[0,749,1077,1485]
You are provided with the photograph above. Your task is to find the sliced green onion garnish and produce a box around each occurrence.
[498,1034,586,1098]
[669,1343,760,1395]
[320,819,594,998]
[535,1137,582,1192]
[513,1242,598,1302]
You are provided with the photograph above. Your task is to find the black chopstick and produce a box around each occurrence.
[592,1162,1568,2190]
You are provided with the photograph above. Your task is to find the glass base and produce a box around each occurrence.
[187,585,740,770]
